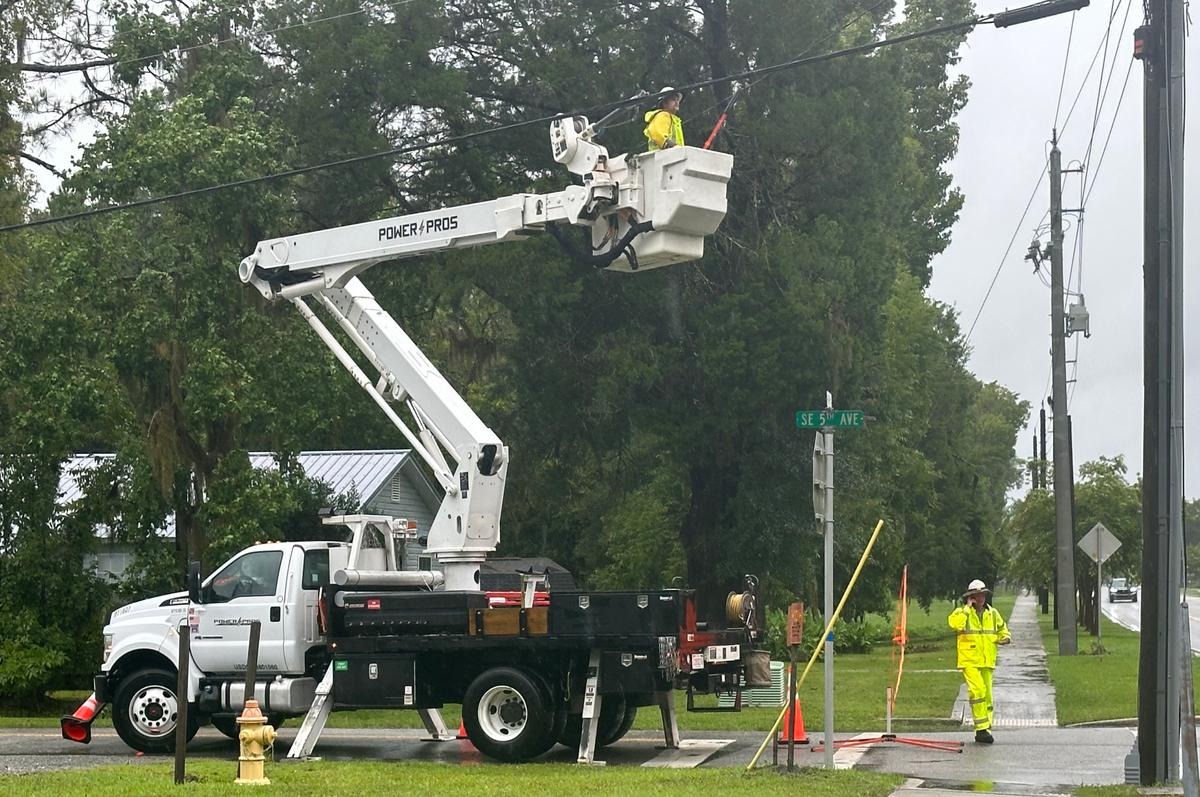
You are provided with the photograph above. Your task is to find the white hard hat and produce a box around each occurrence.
[657,86,683,102]
[962,579,991,598]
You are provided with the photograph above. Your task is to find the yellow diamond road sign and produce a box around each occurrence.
[1078,522,1121,564]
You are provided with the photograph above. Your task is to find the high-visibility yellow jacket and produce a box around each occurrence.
[948,604,1011,669]
[644,109,684,150]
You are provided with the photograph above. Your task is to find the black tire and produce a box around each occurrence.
[609,704,638,744]
[212,713,286,741]
[462,667,556,762]
[557,695,629,749]
[112,667,200,754]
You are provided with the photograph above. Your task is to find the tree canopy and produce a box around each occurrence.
[0,0,1033,695]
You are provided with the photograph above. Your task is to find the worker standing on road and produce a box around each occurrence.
[948,579,1011,744]
[644,87,684,150]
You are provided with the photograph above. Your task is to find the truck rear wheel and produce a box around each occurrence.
[112,667,199,754]
[462,667,556,762]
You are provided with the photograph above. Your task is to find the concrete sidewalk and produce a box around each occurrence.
[878,593,1120,795]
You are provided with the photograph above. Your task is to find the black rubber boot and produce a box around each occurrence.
[974,729,994,744]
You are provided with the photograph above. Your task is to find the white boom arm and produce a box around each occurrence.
[239,120,732,590]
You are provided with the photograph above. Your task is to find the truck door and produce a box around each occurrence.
[280,547,330,674]
[189,548,291,676]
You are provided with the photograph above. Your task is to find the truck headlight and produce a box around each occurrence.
[102,634,113,664]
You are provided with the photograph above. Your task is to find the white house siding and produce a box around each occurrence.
[361,466,439,571]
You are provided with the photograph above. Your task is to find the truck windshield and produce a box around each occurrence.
[1112,578,1126,589]
[205,550,284,603]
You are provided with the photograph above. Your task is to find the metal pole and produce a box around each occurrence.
[1138,0,1184,777]
[1096,535,1102,646]
[787,654,797,772]
[1049,140,1078,655]
[823,411,835,770]
[245,621,261,703]
[1040,404,1048,491]
[1166,0,1186,780]
[174,621,190,785]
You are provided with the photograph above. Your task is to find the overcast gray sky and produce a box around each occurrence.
[929,1,1197,497]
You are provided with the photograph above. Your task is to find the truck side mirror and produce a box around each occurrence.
[188,561,203,604]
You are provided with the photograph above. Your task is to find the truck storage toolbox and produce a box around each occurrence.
[332,654,425,708]
[333,590,487,636]
[549,591,683,638]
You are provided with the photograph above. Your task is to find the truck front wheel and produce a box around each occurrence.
[462,667,555,762]
[112,668,199,754]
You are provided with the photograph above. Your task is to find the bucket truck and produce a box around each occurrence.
[65,116,768,764]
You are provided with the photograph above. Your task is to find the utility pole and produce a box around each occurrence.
[1049,139,1077,655]
[1136,0,1186,781]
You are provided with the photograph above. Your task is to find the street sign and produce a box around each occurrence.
[1078,522,1121,564]
[787,602,806,647]
[796,409,865,429]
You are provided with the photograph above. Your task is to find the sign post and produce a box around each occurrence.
[782,602,805,771]
[1078,522,1121,648]
[799,392,866,768]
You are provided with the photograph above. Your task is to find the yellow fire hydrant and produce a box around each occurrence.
[234,698,276,785]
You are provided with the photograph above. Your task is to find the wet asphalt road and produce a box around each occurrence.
[0,723,1134,789]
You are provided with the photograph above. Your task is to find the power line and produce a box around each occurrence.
[1057,0,1132,135]
[964,159,1048,343]
[964,0,1129,344]
[1052,10,1078,131]
[1083,56,1137,205]
[5,4,1066,235]
[683,0,894,130]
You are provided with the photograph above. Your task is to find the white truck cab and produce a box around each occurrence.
[87,516,417,753]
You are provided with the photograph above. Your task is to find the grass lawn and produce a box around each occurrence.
[1038,607,1200,725]
[0,760,903,796]
[5,596,994,736]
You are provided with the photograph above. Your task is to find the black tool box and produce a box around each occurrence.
[549,591,684,638]
[332,590,488,636]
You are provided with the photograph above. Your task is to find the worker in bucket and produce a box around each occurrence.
[644,87,684,150]
[948,579,1011,744]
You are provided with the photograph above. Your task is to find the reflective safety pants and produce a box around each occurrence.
[961,666,994,731]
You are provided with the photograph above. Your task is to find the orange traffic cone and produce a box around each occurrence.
[777,698,809,744]
[456,716,468,740]
[61,693,103,744]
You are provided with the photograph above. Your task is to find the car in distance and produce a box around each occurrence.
[1108,577,1137,603]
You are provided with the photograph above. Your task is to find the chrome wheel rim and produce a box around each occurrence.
[129,684,178,737]
[476,685,528,742]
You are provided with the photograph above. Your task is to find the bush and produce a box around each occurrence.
[764,606,888,659]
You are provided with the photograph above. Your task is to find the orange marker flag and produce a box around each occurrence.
[890,565,909,710]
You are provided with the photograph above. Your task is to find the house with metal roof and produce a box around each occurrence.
[59,450,439,581]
